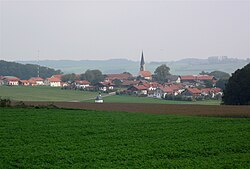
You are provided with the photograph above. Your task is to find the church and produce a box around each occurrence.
[138,51,152,80]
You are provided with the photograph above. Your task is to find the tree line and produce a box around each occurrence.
[0,60,62,79]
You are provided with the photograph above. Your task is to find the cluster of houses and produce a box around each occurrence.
[0,75,64,87]
[0,53,223,100]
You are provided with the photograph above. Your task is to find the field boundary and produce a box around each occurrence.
[13,101,250,118]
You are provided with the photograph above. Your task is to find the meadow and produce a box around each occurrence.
[85,95,221,105]
[0,86,221,105]
[0,86,99,102]
[0,107,249,168]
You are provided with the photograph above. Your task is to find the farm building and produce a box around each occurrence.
[44,78,61,87]
[29,77,44,86]
[2,76,20,86]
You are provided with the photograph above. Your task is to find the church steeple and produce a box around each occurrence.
[140,51,145,71]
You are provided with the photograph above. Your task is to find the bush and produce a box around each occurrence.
[0,98,11,107]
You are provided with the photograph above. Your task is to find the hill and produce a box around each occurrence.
[17,57,249,75]
[0,60,62,79]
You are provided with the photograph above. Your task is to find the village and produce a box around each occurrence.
[0,53,223,102]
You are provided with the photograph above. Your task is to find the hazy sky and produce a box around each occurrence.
[1,0,249,61]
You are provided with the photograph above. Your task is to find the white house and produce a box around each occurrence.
[44,78,61,87]
[75,80,90,89]
[3,76,20,86]
[29,77,44,86]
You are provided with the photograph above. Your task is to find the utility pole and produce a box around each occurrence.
[37,50,40,77]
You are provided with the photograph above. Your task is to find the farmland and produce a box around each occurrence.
[0,107,250,168]
[0,86,99,101]
[84,95,221,105]
[0,86,221,105]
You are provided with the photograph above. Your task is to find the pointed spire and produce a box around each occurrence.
[140,51,145,71]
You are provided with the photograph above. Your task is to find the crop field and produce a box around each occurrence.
[0,107,250,168]
[0,86,99,101]
[85,95,221,105]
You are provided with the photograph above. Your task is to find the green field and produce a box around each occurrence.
[85,95,221,105]
[0,108,249,168]
[0,86,221,105]
[0,86,99,101]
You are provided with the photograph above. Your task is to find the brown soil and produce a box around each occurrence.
[15,101,250,118]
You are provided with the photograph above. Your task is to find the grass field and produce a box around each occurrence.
[85,95,221,105]
[0,108,249,168]
[0,86,99,101]
[0,86,221,105]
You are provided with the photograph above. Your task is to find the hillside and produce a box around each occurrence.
[17,57,249,75]
[0,60,62,79]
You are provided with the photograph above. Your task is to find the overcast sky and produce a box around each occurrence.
[0,0,249,62]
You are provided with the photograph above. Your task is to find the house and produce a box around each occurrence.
[28,77,44,86]
[0,79,4,86]
[2,76,20,86]
[182,88,202,98]
[138,71,152,80]
[0,76,4,86]
[44,78,61,87]
[165,75,181,83]
[180,75,216,84]
[127,85,148,96]
[201,87,222,98]
[121,80,140,87]
[153,86,173,98]
[19,80,30,86]
[51,74,63,80]
[94,82,115,92]
[105,73,133,82]
[75,80,91,89]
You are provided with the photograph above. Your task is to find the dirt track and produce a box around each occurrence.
[16,101,250,118]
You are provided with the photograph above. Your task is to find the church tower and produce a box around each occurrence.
[140,51,145,71]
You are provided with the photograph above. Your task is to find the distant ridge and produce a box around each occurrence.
[0,60,62,79]
[17,57,249,75]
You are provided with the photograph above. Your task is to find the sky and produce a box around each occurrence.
[0,0,249,62]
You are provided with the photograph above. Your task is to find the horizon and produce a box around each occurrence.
[1,0,249,61]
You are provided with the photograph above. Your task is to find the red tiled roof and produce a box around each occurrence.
[52,74,63,79]
[187,88,201,94]
[160,86,173,93]
[20,80,29,83]
[134,85,148,90]
[105,73,132,80]
[210,88,222,93]
[122,80,140,86]
[46,78,61,82]
[4,77,20,81]
[197,75,214,80]
[75,80,90,85]
[139,71,152,77]
[180,75,214,81]
[180,75,196,80]
[29,77,44,81]
[100,82,115,86]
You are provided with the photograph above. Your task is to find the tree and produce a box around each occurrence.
[154,64,171,83]
[199,71,209,75]
[0,60,62,79]
[113,79,122,87]
[215,78,228,90]
[81,69,104,84]
[222,63,250,105]
[209,71,230,80]
[204,80,213,88]
[61,73,78,83]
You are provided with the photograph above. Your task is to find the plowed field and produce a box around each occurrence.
[19,101,250,118]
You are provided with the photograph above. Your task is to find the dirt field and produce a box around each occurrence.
[15,101,250,118]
